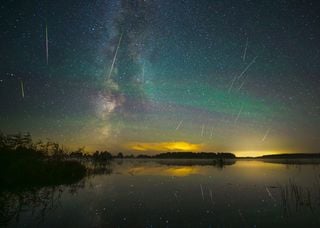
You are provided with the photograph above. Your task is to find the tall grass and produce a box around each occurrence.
[278,178,315,216]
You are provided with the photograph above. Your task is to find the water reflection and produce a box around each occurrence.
[3,159,320,227]
[122,159,236,176]
[0,182,85,226]
[85,161,113,176]
[127,166,201,176]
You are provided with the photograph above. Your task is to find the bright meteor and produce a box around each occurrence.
[107,32,123,80]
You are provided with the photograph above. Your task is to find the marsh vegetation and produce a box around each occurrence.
[1,132,320,227]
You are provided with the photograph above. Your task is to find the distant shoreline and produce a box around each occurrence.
[237,153,320,159]
[118,153,320,160]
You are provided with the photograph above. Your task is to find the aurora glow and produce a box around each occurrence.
[1,0,319,157]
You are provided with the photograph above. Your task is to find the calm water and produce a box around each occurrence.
[3,159,320,227]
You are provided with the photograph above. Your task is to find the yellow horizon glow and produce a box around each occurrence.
[234,150,290,157]
[60,141,291,157]
[128,141,203,152]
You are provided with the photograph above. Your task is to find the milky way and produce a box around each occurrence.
[0,0,319,156]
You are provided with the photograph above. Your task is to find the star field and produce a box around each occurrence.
[0,0,319,156]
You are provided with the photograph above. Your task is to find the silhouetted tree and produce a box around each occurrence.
[92,151,112,161]
[117,152,124,158]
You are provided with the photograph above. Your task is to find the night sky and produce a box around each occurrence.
[1,0,319,156]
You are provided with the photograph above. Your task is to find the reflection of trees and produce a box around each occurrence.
[212,158,236,169]
[0,159,114,226]
[85,161,113,176]
[0,182,85,226]
[0,132,115,225]
[154,159,236,168]
[154,152,236,159]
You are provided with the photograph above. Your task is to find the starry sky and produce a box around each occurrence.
[1,0,319,156]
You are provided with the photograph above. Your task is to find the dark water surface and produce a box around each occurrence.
[3,159,320,227]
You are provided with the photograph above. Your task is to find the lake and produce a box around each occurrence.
[3,159,320,227]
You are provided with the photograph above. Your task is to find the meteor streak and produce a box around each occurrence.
[209,189,213,204]
[200,184,204,200]
[201,124,205,137]
[262,127,271,142]
[265,186,276,202]
[228,74,238,93]
[107,32,123,80]
[20,80,24,99]
[210,126,214,138]
[242,37,248,61]
[142,61,145,83]
[234,105,243,123]
[237,56,258,80]
[237,76,248,91]
[45,23,49,65]
[175,120,183,130]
